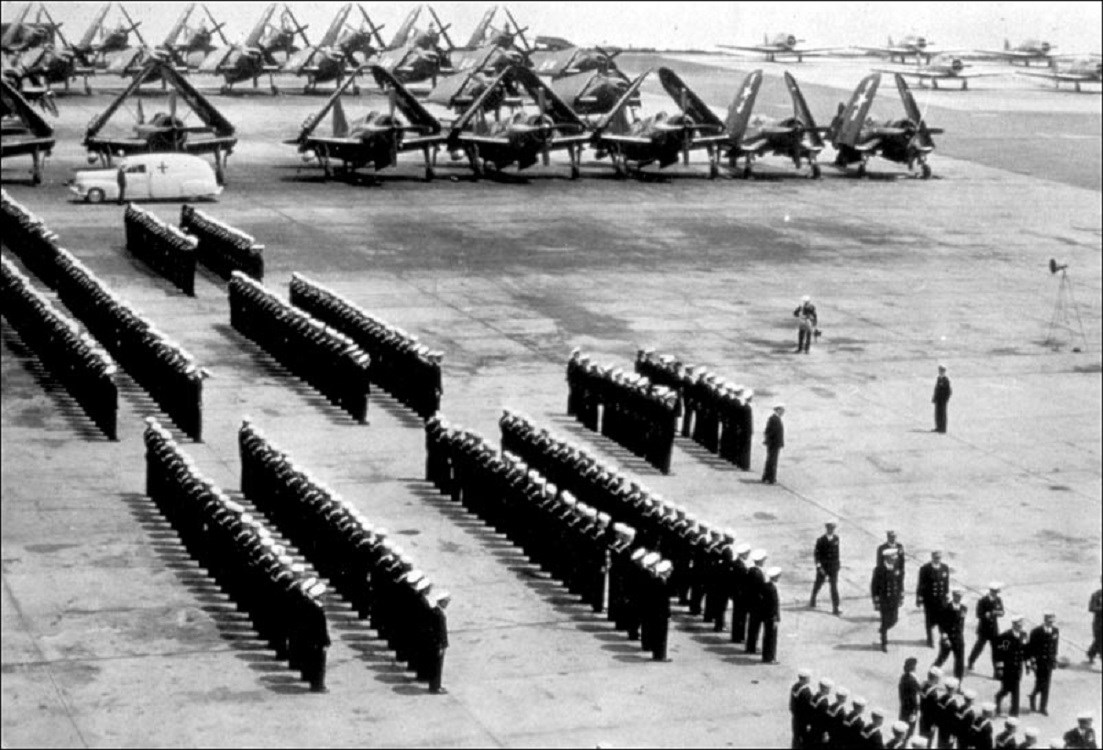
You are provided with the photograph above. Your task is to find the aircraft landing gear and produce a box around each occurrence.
[31,151,44,185]
[422,147,435,181]
[742,161,753,179]
[707,146,718,180]
[920,163,932,179]
[856,161,868,178]
[810,161,822,179]
[466,145,483,180]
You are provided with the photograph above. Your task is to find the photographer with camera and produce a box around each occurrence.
[793,295,820,353]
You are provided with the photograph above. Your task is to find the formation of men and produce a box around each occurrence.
[497,409,785,663]
[143,418,331,691]
[633,349,754,470]
[1,256,118,439]
[124,203,198,296]
[424,415,675,661]
[179,203,265,281]
[3,190,205,439]
[238,419,451,692]
[56,247,207,439]
[288,273,442,420]
[566,350,678,473]
[1,189,64,287]
[229,271,371,423]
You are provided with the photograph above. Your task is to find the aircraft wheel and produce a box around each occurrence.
[570,163,580,180]
[32,168,42,185]
[424,166,435,182]
[921,164,932,180]
[86,188,105,204]
[220,85,229,95]
[709,162,719,180]
[742,165,753,179]
[811,163,822,180]
[857,164,867,179]
[271,85,280,95]
[352,84,361,96]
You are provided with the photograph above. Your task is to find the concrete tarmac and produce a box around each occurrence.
[2,54,1101,748]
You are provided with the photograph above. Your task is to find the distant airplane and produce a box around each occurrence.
[977,39,1057,66]
[282,3,361,93]
[83,59,237,183]
[721,70,828,178]
[197,3,297,94]
[875,54,999,90]
[369,5,452,86]
[1016,56,1102,91]
[104,3,205,81]
[858,35,939,64]
[1,4,55,52]
[447,65,590,179]
[286,64,443,181]
[828,72,943,179]
[590,67,728,179]
[717,33,835,62]
[8,3,103,94]
[0,76,55,184]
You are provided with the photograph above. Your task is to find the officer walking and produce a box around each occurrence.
[872,549,904,652]
[1088,577,1102,666]
[917,550,951,647]
[876,531,906,591]
[969,582,1006,675]
[762,404,785,485]
[934,588,968,680]
[810,521,842,616]
[994,614,1028,717]
[932,364,952,433]
[1027,611,1060,716]
[793,295,818,354]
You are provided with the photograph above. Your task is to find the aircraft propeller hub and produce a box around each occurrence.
[916,37,927,48]
[951,58,963,72]
[786,35,797,48]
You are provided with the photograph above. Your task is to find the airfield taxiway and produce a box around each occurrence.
[2,53,1101,748]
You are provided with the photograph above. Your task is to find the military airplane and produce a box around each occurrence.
[858,35,939,64]
[1016,56,1102,91]
[442,6,529,81]
[527,35,632,116]
[720,70,827,178]
[286,64,443,181]
[447,65,589,179]
[197,3,298,94]
[828,72,943,179]
[104,3,205,81]
[283,3,361,93]
[717,33,834,63]
[590,67,728,179]
[875,54,999,90]
[0,76,55,184]
[976,39,1058,66]
[1,4,55,53]
[6,4,103,94]
[423,43,516,114]
[369,5,452,86]
[83,59,236,183]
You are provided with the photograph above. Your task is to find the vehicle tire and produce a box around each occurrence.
[86,188,105,204]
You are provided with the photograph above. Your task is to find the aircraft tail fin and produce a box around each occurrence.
[784,71,823,148]
[724,69,762,143]
[332,96,348,137]
[832,72,880,147]
[895,73,935,150]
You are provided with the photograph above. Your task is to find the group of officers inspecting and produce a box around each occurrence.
[634,348,755,470]
[425,414,679,661]
[288,273,443,420]
[237,419,451,693]
[566,350,680,473]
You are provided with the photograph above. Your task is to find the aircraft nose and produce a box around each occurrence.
[786,35,797,48]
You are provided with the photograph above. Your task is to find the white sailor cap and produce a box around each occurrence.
[818,677,834,689]
[767,566,782,580]
[654,560,673,577]
[963,689,977,700]
[1004,717,1019,728]
[797,668,812,679]
[835,686,850,698]
[751,549,768,562]
[980,703,996,715]
[1077,712,1095,722]
[641,552,661,568]
[989,581,1003,591]
[892,721,909,734]
[735,543,752,555]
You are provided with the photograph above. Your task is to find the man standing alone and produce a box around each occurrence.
[793,295,818,353]
[762,404,785,485]
[932,364,952,433]
[810,521,842,616]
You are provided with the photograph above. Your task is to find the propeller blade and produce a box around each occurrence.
[203,5,231,46]
[137,97,145,124]
[388,86,396,118]
[504,8,531,54]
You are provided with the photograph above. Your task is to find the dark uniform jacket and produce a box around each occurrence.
[994,628,1028,678]
[898,671,920,720]
[941,601,968,641]
[871,565,903,610]
[932,375,952,404]
[764,413,784,449]
[1027,625,1059,671]
[814,534,841,574]
[1063,727,1098,749]
[976,594,1005,635]
[430,607,449,650]
[917,561,951,608]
